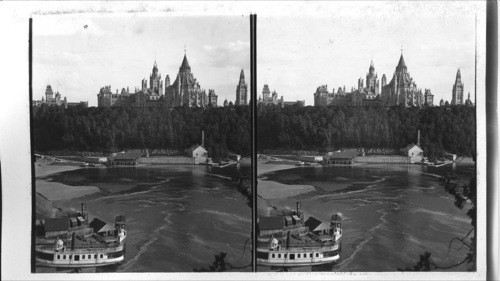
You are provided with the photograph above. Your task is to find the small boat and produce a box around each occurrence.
[257,202,342,267]
[35,204,127,268]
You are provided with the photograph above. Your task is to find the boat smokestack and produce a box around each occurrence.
[417,130,420,147]
[202,130,205,148]
[296,201,300,213]
[81,203,85,214]
[71,232,75,250]
[286,231,290,249]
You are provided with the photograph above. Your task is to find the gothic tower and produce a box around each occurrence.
[451,69,464,105]
[366,60,379,95]
[235,69,248,106]
[149,61,163,95]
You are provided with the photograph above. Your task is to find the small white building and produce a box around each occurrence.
[186,145,208,164]
[402,144,424,163]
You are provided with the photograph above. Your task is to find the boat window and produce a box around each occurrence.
[88,255,92,259]
[297,254,301,258]
[316,253,319,257]
[57,255,60,259]
[100,254,103,258]
[63,255,66,259]
[272,254,275,258]
[69,255,72,259]
[284,254,287,258]
[278,254,281,258]
[309,253,312,258]
[94,254,97,259]
[74,255,80,261]
[290,254,295,260]
[82,255,85,259]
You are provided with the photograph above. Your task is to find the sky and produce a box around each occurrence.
[258,1,482,106]
[33,14,250,107]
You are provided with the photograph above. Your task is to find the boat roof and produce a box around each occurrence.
[44,218,69,233]
[89,218,114,233]
[259,216,284,231]
[304,216,330,232]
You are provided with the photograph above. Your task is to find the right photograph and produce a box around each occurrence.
[256,2,481,272]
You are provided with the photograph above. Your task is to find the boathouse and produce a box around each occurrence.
[108,151,140,165]
[258,216,284,236]
[323,151,356,164]
[401,144,424,163]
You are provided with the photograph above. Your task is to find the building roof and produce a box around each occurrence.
[326,151,356,159]
[44,218,69,233]
[187,145,207,153]
[403,143,422,151]
[258,216,284,231]
[180,54,191,70]
[112,152,140,160]
[396,53,407,70]
[305,217,330,232]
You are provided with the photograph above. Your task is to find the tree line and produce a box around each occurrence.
[32,105,251,159]
[257,105,476,159]
[33,104,475,160]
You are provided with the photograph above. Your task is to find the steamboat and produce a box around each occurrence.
[257,202,342,267]
[35,203,127,268]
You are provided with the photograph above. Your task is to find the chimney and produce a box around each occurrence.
[81,203,85,214]
[296,201,300,213]
[201,130,205,148]
[417,130,421,147]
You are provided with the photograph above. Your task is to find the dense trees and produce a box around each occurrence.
[33,105,251,159]
[33,104,475,159]
[257,105,476,158]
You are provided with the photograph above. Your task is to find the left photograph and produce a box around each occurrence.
[31,14,252,272]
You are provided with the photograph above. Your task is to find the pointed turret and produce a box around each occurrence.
[396,53,407,71]
[455,69,462,84]
[369,60,375,73]
[152,61,158,75]
[180,54,191,71]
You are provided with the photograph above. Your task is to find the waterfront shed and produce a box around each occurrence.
[109,151,140,165]
[402,144,424,163]
[324,151,356,164]
[186,145,208,164]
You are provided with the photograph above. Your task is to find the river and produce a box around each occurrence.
[257,163,475,272]
[42,164,252,272]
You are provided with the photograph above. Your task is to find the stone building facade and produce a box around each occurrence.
[380,54,424,107]
[451,69,464,105]
[258,84,305,107]
[235,69,248,106]
[98,54,216,108]
[33,85,88,108]
[165,54,207,107]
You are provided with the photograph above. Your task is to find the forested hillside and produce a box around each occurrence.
[32,105,251,159]
[32,104,475,159]
[257,105,475,159]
